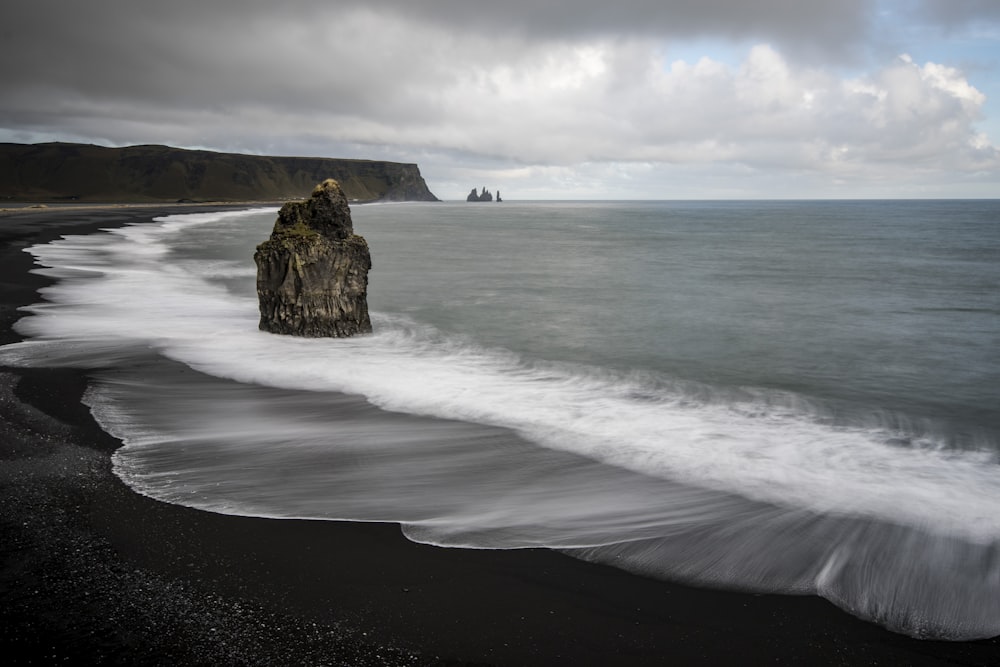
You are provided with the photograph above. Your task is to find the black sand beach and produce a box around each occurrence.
[2,206,999,666]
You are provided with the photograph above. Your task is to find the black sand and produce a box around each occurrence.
[1,205,998,665]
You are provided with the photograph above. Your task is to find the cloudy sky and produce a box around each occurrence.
[3,1,999,199]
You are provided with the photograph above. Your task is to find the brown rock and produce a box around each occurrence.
[254,179,372,337]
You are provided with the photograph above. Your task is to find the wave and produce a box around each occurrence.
[1,208,998,639]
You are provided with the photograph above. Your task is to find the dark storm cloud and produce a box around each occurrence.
[5,0,872,48]
[0,0,871,129]
[912,0,1000,25]
[1,0,997,197]
[1,0,871,104]
[361,0,871,54]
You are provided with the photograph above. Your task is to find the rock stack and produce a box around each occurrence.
[466,186,495,202]
[254,179,372,337]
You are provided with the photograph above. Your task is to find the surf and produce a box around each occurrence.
[1,204,998,639]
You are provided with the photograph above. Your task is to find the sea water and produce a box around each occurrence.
[1,200,998,639]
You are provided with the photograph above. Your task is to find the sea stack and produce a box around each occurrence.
[254,179,372,337]
[466,186,495,202]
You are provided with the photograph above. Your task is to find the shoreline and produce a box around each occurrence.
[1,206,998,665]
[0,200,283,214]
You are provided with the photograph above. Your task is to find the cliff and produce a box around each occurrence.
[0,142,438,203]
[254,179,372,337]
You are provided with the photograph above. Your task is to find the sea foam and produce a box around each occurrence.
[2,207,999,639]
[4,210,999,541]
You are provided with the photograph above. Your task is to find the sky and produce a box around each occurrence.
[2,1,999,199]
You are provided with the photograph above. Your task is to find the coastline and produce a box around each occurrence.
[1,207,998,665]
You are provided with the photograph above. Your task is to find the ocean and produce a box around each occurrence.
[2,200,998,640]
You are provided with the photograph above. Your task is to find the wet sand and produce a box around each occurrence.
[1,205,998,665]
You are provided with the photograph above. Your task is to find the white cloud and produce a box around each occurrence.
[1,1,998,198]
[325,37,995,176]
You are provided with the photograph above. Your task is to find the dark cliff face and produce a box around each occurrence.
[0,142,438,203]
[254,179,372,338]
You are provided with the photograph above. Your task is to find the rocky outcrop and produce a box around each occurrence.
[254,179,372,337]
[467,186,495,202]
[0,142,438,203]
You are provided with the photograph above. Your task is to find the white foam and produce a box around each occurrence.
[2,208,1000,545]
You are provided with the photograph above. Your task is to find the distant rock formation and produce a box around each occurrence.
[467,186,495,202]
[0,142,439,203]
[254,179,372,337]
[496,190,502,202]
